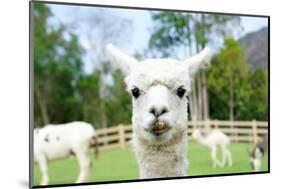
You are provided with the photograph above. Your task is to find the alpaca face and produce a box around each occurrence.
[106,44,212,144]
[127,60,190,143]
[192,129,202,140]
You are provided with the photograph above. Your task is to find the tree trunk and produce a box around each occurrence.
[186,16,193,56]
[202,72,210,132]
[194,40,202,124]
[202,72,209,120]
[200,14,209,123]
[229,78,234,121]
[197,71,203,122]
[99,64,108,145]
[229,78,235,140]
[191,81,198,121]
[99,73,107,128]
[186,20,196,121]
[35,84,49,126]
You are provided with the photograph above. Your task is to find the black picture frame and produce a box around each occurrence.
[29,1,270,188]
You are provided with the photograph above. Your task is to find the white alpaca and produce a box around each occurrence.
[34,121,99,185]
[192,129,232,168]
[249,134,268,171]
[106,44,212,178]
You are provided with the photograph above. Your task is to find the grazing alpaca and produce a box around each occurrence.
[34,121,99,185]
[249,134,268,171]
[106,44,212,178]
[192,129,232,168]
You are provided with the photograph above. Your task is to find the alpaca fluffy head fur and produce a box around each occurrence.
[106,44,212,145]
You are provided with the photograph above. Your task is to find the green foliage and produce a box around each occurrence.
[208,38,268,120]
[76,69,132,128]
[34,3,84,127]
[76,71,101,127]
[105,70,132,126]
[208,38,248,120]
[149,11,240,57]
[149,12,193,56]
[245,69,268,120]
[33,3,133,128]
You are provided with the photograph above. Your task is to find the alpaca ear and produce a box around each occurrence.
[184,47,212,76]
[106,44,138,76]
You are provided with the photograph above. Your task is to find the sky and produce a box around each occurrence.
[48,3,268,74]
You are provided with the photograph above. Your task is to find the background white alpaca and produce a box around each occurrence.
[34,121,99,185]
[192,129,232,168]
[107,44,212,178]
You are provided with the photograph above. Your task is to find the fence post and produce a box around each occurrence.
[118,124,126,148]
[228,120,237,142]
[214,120,219,129]
[252,120,258,143]
[234,122,238,142]
[204,119,210,133]
[103,129,108,146]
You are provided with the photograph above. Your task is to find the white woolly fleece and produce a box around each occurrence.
[132,128,188,178]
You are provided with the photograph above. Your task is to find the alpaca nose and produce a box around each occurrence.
[149,106,169,117]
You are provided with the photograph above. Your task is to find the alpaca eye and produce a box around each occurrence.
[177,87,186,98]
[131,87,140,98]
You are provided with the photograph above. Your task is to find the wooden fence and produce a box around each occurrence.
[95,120,268,151]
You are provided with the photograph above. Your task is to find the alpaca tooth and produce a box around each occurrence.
[154,122,167,130]
[154,123,159,130]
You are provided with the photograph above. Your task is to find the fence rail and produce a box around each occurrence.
[95,120,268,151]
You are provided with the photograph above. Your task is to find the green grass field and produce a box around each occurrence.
[34,142,268,185]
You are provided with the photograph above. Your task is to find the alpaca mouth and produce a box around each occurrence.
[150,121,169,136]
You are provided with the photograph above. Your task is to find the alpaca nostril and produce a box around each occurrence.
[149,108,156,116]
[149,107,168,117]
[161,108,168,115]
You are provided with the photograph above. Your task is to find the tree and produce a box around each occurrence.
[34,4,134,129]
[244,69,268,120]
[105,70,132,126]
[33,3,84,127]
[67,9,132,129]
[208,38,249,121]
[76,71,102,127]
[208,38,268,121]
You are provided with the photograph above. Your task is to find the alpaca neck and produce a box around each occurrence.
[196,135,208,146]
[132,129,188,179]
